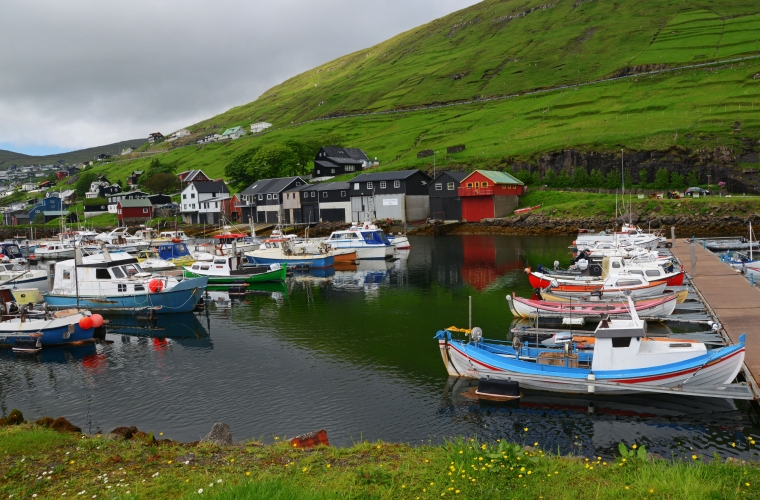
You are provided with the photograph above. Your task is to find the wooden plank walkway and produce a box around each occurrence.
[671,239,760,394]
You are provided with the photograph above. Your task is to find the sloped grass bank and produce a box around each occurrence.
[1,424,759,499]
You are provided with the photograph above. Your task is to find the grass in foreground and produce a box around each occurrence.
[1,424,759,499]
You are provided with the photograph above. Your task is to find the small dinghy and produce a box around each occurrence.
[507,293,677,320]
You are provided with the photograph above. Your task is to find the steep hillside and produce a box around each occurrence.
[0,139,147,167]
[194,0,760,130]
[84,0,760,192]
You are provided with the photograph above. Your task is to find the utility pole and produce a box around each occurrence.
[621,149,625,195]
[433,151,436,180]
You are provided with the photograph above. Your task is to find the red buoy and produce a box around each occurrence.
[149,279,164,293]
[79,316,93,330]
[90,314,104,328]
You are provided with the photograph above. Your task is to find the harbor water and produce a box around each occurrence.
[1,235,759,460]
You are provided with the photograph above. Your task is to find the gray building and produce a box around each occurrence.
[348,170,431,224]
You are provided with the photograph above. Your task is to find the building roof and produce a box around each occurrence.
[192,181,230,194]
[178,169,207,182]
[118,198,152,208]
[221,126,245,136]
[110,191,148,199]
[432,171,468,183]
[319,146,369,163]
[283,184,310,194]
[42,211,69,216]
[241,177,308,195]
[465,170,524,186]
[302,181,351,192]
[350,170,425,183]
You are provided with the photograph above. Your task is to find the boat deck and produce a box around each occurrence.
[671,239,760,398]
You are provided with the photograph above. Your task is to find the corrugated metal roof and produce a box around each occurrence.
[42,211,69,216]
[468,170,524,185]
[432,171,468,183]
[118,198,152,208]
[349,170,423,182]
[302,181,351,192]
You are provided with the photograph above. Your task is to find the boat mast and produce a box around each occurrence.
[74,247,82,310]
[751,221,754,262]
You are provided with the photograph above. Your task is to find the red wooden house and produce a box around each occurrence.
[177,169,210,187]
[117,198,152,225]
[459,170,524,222]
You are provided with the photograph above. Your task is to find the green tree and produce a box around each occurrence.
[224,146,261,190]
[589,169,604,188]
[625,171,634,189]
[531,170,542,186]
[74,171,98,197]
[556,171,572,188]
[670,171,685,189]
[637,168,647,188]
[605,170,621,189]
[144,172,180,194]
[284,139,314,175]
[511,168,532,184]
[686,169,700,187]
[252,143,300,178]
[32,213,44,224]
[654,167,670,189]
[544,169,557,187]
[572,167,590,188]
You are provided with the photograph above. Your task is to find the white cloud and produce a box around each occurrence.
[0,0,479,154]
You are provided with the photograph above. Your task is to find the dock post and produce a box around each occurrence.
[670,226,675,242]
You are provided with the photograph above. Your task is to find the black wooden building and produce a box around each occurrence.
[429,171,467,221]
[300,182,351,223]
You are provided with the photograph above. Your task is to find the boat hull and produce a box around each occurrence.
[246,255,334,269]
[43,276,208,314]
[0,313,94,347]
[507,294,677,319]
[333,250,358,263]
[183,265,286,284]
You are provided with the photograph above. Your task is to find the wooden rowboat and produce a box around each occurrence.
[514,205,541,214]
[506,293,677,319]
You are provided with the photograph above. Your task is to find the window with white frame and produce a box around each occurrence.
[303,192,308,199]
[143,208,148,213]
[353,183,359,190]
[340,190,346,197]
[394,180,400,188]
[367,182,373,189]
[345,165,354,172]
[322,192,327,198]
[311,192,315,197]
[447,182,455,190]
[380,181,386,189]
[267,194,272,200]
[435,183,442,191]
[258,194,263,200]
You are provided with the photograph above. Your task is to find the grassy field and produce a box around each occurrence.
[1,424,759,499]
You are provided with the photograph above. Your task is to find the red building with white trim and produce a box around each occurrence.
[459,170,524,222]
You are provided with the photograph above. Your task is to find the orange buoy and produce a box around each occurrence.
[90,314,104,328]
[149,279,164,293]
[79,316,93,330]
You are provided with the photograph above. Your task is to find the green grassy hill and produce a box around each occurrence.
[0,139,147,167]
[82,0,760,187]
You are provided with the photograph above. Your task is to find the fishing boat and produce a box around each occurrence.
[213,232,260,255]
[0,307,97,348]
[539,288,689,304]
[574,224,663,250]
[527,257,685,288]
[183,255,286,284]
[506,293,677,320]
[44,248,207,314]
[34,242,76,260]
[324,226,394,260]
[435,295,747,398]
[245,238,335,268]
[0,242,27,265]
[94,228,150,252]
[542,275,669,299]
[157,242,196,266]
[0,263,47,285]
[134,250,176,272]
[387,233,411,249]
[158,230,189,242]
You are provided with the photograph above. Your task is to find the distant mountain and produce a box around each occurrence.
[0,138,147,166]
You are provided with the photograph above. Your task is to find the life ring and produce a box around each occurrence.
[149,279,164,293]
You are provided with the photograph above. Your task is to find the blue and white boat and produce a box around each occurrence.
[324,224,394,260]
[435,296,748,398]
[245,238,335,268]
[44,249,207,314]
[157,242,195,265]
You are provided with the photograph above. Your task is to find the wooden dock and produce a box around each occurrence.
[671,239,760,396]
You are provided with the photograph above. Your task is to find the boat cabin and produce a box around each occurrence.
[51,252,150,296]
[159,231,188,241]
[158,242,191,261]
[0,243,24,260]
[327,229,390,246]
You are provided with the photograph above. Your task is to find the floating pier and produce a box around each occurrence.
[671,238,760,399]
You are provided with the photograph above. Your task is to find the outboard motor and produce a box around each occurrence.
[576,259,588,271]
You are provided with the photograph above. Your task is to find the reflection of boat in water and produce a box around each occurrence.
[103,313,210,344]
[0,341,98,363]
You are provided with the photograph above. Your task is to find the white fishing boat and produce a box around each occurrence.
[159,230,189,242]
[0,263,47,285]
[34,242,76,260]
[134,250,176,272]
[325,225,394,260]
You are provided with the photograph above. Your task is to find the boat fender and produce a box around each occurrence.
[90,314,104,328]
[79,316,93,330]
[149,279,164,293]
[471,327,482,343]
[523,267,531,274]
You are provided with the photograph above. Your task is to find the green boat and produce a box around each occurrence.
[183,256,286,284]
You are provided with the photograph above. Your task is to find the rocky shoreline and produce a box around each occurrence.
[409,212,759,237]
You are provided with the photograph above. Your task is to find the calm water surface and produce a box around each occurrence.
[1,235,759,460]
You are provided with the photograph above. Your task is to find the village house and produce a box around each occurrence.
[349,170,431,224]
[313,147,371,180]
[117,198,152,225]
[148,132,164,144]
[428,171,468,222]
[29,196,63,222]
[180,181,230,224]
[250,122,272,134]
[220,126,246,140]
[300,182,352,224]
[281,184,309,224]
[240,176,308,224]
[126,170,144,189]
[22,183,35,191]
[458,170,525,222]
[177,169,210,187]
[167,129,190,142]
[121,147,134,155]
[108,190,148,213]
[147,193,172,206]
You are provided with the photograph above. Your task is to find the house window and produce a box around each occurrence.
[475,182,480,188]
[183,194,187,199]
[331,169,335,174]
[322,192,327,198]
[258,194,263,200]
[482,182,488,187]
[215,202,218,208]
[435,183,442,191]
[394,180,400,188]
[345,165,354,172]
[143,208,148,213]
[353,183,359,190]
[311,192,315,197]
[340,190,346,197]
[380,181,386,189]
[367,182,373,189]
[447,182,455,190]
[274,193,278,200]
[303,192,308,199]
[317,170,321,175]
[191,193,195,198]
[267,194,272,200]
[467,182,473,188]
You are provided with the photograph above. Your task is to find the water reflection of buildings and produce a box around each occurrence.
[460,235,524,291]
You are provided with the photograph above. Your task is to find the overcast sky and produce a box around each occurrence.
[0,0,479,156]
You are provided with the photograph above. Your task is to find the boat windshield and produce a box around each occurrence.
[362,231,389,245]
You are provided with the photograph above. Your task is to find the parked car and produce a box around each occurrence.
[685,187,710,197]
